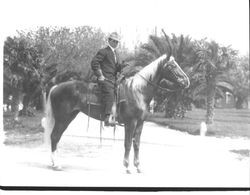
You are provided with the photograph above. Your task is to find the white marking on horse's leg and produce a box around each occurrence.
[134,156,142,173]
[51,151,56,167]
[123,158,129,168]
[136,165,142,173]
[123,158,131,174]
[51,151,61,169]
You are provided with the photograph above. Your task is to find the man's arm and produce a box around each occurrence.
[91,49,106,78]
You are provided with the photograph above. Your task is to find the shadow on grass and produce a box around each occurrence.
[230,149,250,160]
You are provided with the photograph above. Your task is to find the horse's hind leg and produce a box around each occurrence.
[133,120,144,173]
[123,119,137,173]
[51,121,66,152]
[50,120,68,168]
[50,111,79,168]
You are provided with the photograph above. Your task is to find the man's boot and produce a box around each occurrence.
[104,114,116,126]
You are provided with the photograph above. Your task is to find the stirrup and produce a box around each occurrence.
[104,115,116,127]
[104,121,116,127]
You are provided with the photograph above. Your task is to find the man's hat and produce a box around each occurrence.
[108,32,120,42]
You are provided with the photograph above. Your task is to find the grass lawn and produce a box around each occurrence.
[3,108,250,148]
[3,111,44,147]
[147,108,250,139]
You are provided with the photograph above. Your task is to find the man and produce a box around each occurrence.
[91,32,122,126]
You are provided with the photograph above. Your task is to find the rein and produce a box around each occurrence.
[137,73,178,93]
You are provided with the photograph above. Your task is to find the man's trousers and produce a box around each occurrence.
[98,80,115,116]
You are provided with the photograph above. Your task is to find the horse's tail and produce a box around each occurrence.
[42,85,57,146]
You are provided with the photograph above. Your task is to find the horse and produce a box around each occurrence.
[43,53,190,173]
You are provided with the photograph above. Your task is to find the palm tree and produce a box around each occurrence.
[194,39,237,124]
[229,54,249,109]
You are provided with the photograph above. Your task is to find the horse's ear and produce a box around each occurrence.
[169,56,175,61]
[161,29,172,61]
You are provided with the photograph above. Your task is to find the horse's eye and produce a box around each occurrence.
[172,62,177,67]
[168,63,175,69]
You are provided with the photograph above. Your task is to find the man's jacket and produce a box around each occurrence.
[91,46,121,82]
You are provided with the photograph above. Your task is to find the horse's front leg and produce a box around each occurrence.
[123,120,137,174]
[133,120,144,173]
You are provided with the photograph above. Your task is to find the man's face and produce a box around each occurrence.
[109,38,119,49]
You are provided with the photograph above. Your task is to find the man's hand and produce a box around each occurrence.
[98,75,105,81]
[117,74,125,83]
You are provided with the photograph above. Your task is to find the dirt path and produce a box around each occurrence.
[1,113,249,187]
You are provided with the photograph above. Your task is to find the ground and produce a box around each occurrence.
[1,113,250,189]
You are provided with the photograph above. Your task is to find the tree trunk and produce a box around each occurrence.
[19,94,30,116]
[42,90,46,113]
[35,93,43,111]
[235,96,244,109]
[164,94,178,118]
[206,83,216,124]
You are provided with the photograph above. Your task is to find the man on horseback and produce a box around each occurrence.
[91,32,122,126]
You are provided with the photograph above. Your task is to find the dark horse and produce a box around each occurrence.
[43,53,190,173]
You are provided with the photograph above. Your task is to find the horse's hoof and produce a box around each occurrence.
[137,168,142,173]
[51,164,62,171]
[52,166,62,171]
[134,160,140,168]
[123,159,129,168]
[126,169,131,174]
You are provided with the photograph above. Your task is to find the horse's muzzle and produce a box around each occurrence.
[178,78,190,89]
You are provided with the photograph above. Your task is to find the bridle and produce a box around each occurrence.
[137,72,180,93]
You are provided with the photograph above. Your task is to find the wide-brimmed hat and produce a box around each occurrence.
[108,32,120,42]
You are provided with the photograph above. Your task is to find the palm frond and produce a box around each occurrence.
[149,35,167,55]
[140,43,160,58]
[215,86,226,99]
[215,73,234,85]
[216,81,234,93]
[176,34,184,63]
[134,51,155,67]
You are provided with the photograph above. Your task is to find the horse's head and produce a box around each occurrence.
[161,56,190,90]
[160,29,190,90]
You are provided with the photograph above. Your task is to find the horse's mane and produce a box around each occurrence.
[138,54,167,79]
[125,54,167,90]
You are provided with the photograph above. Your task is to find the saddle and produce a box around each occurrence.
[86,81,126,109]
[86,82,103,106]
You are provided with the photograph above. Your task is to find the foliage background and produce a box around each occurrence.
[2,25,249,126]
